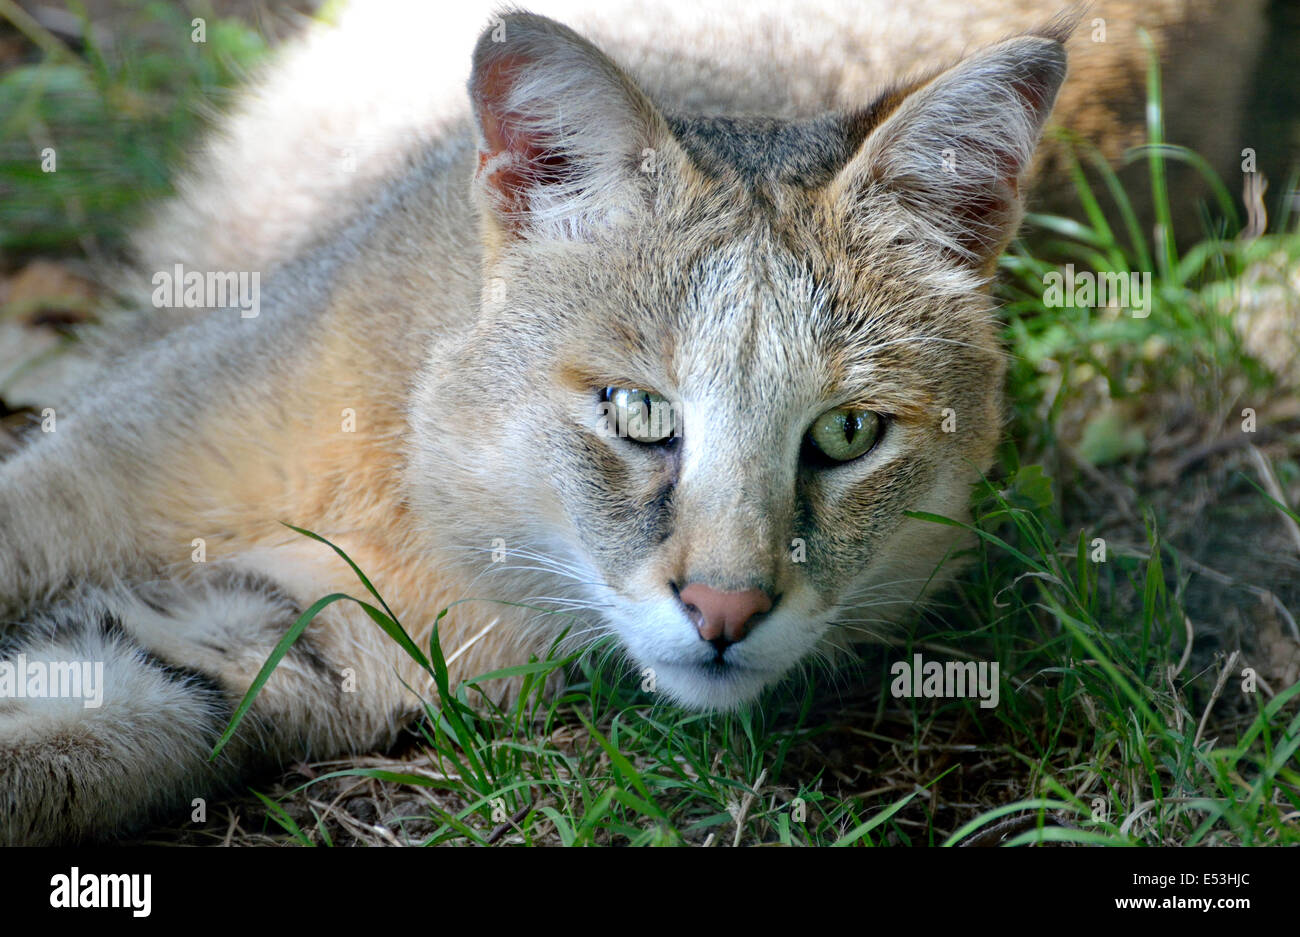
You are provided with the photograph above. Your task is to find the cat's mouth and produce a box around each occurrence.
[605,591,830,710]
[698,655,759,676]
[643,652,787,710]
[653,652,773,677]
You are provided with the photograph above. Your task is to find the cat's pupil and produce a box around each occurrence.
[603,386,674,445]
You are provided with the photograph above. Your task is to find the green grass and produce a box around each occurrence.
[222,453,1298,846]
[3,6,1297,846]
[220,43,1297,845]
[0,0,267,258]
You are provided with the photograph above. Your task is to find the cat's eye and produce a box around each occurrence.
[805,407,883,463]
[601,386,677,444]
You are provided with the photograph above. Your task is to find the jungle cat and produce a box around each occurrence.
[1,1,1202,843]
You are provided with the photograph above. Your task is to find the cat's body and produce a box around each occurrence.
[0,0,1260,843]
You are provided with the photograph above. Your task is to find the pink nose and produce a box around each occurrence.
[678,583,773,646]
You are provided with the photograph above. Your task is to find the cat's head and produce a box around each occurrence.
[410,12,1066,710]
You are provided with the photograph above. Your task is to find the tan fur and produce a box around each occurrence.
[0,1,1263,843]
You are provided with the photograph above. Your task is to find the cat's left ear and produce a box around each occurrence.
[830,33,1068,273]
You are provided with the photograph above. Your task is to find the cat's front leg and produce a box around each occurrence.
[0,569,413,844]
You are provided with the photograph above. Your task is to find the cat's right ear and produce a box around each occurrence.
[468,13,683,243]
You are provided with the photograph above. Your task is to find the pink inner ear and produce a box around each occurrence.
[918,55,1061,260]
[473,53,573,224]
[937,73,1055,257]
[992,73,1055,194]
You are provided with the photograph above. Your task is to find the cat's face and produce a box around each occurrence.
[408,13,1063,709]
[473,218,1002,708]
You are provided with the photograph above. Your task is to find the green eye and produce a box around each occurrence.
[806,407,882,462]
[602,387,677,444]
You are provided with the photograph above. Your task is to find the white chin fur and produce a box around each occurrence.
[607,593,828,710]
[643,659,779,711]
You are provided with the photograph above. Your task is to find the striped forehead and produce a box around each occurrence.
[671,237,831,405]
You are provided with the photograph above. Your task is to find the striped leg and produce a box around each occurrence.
[0,572,407,844]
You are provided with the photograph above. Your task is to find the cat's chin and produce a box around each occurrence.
[643,657,784,712]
